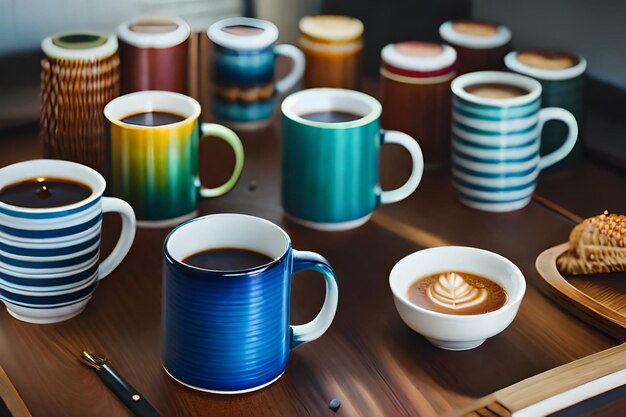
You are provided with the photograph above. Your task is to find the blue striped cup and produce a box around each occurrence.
[208,17,305,128]
[451,71,578,212]
[0,159,136,323]
[163,213,338,393]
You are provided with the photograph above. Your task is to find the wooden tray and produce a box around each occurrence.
[536,243,626,341]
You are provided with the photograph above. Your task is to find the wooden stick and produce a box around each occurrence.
[451,343,626,417]
[0,366,32,417]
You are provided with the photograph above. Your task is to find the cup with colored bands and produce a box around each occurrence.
[104,91,244,227]
[207,17,305,129]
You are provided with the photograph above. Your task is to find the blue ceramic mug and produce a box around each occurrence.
[208,17,305,128]
[281,88,424,231]
[162,213,339,393]
[451,71,578,212]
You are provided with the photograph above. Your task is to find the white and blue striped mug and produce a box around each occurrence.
[0,160,136,323]
[451,71,578,212]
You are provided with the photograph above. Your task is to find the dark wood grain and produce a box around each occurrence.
[1,86,626,417]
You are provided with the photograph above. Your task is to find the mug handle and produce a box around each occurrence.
[290,250,339,349]
[537,107,578,170]
[274,44,305,95]
[98,197,136,279]
[379,130,424,205]
[198,123,245,198]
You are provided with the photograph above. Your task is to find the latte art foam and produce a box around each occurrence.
[407,270,507,315]
[427,272,487,309]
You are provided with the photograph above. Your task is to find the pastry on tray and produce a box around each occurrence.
[557,212,626,275]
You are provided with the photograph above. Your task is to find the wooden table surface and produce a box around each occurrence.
[1,90,625,417]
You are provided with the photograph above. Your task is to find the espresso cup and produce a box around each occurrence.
[104,91,244,227]
[281,88,424,231]
[0,159,136,323]
[451,71,578,212]
[162,213,339,393]
[208,17,305,128]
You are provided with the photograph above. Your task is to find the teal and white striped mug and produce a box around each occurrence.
[281,88,424,231]
[451,71,578,212]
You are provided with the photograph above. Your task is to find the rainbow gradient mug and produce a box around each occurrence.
[104,91,244,227]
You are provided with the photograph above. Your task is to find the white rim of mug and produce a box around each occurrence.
[505,51,587,81]
[164,213,291,275]
[281,88,382,129]
[381,42,457,72]
[299,15,364,42]
[41,34,117,60]
[451,71,542,107]
[117,16,190,49]
[103,90,201,130]
[439,20,511,49]
[0,160,103,214]
[389,246,526,320]
[207,17,278,51]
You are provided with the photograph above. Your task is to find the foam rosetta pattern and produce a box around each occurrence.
[451,96,542,211]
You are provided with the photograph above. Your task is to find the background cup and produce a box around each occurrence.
[505,49,587,169]
[380,41,457,165]
[104,90,244,227]
[117,16,191,95]
[207,17,305,128]
[451,71,578,212]
[0,159,136,323]
[389,246,526,350]
[299,15,364,90]
[439,20,510,75]
[281,88,424,231]
[162,213,339,393]
[40,32,120,173]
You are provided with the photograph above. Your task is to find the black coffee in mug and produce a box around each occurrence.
[183,247,274,271]
[121,111,186,127]
[300,111,362,123]
[0,177,92,208]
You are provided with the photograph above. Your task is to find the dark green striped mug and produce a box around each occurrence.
[281,88,424,231]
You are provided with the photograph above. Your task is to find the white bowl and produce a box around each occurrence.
[389,246,526,350]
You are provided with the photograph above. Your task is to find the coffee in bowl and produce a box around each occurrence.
[0,177,92,208]
[407,271,507,315]
[183,247,274,271]
[300,110,363,123]
[516,49,578,70]
[464,83,529,99]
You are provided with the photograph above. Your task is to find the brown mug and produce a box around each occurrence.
[380,41,457,165]
[439,20,510,75]
[117,16,190,94]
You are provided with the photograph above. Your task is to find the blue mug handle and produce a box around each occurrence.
[290,250,339,348]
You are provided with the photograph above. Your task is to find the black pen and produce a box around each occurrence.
[79,351,161,417]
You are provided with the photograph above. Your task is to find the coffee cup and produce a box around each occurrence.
[207,17,305,128]
[451,71,578,212]
[104,90,244,227]
[505,49,587,169]
[162,213,338,393]
[281,88,424,231]
[389,246,526,350]
[0,159,136,323]
[117,16,191,94]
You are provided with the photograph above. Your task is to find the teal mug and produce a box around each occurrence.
[281,88,424,231]
[505,49,586,168]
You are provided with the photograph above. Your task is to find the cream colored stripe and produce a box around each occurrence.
[380,67,456,85]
